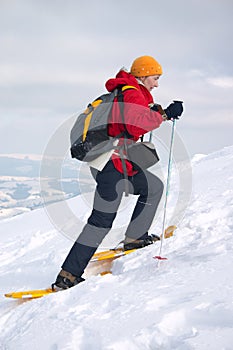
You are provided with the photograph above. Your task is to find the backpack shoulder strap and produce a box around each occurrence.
[121,85,138,92]
[117,85,138,138]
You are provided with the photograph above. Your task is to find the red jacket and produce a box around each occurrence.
[106,70,163,176]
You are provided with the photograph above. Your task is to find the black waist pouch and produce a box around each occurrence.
[127,142,159,171]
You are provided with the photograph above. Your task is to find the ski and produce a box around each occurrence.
[5,288,56,299]
[4,226,176,300]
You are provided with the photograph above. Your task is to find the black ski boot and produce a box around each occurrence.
[123,234,160,251]
[52,269,85,290]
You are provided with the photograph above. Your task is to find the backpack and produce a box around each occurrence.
[70,85,136,162]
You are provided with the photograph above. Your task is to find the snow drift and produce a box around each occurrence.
[0,145,233,350]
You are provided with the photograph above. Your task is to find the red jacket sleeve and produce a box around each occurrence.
[122,88,163,138]
[108,83,163,141]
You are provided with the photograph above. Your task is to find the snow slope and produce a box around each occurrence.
[0,146,233,350]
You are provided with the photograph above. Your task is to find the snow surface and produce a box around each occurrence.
[0,145,233,350]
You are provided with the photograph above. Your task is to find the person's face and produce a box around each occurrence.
[140,75,160,91]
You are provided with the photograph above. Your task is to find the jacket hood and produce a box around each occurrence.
[105,70,140,92]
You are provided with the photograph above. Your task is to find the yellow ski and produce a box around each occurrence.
[5,288,56,299]
[91,248,136,262]
[5,226,177,300]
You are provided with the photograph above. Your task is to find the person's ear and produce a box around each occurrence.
[139,76,146,83]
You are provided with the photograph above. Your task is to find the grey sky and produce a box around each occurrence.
[0,0,232,157]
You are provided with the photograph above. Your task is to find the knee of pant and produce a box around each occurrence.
[157,178,164,196]
[149,177,164,198]
[88,209,116,229]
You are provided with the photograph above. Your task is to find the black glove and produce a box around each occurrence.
[150,103,160,112]
[164,101,183,120]
[150,103,167,118]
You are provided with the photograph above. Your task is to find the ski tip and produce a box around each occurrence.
[164,225,177,239]
[4,288,55,299]
[100,271,112,276]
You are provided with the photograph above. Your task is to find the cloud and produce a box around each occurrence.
[0,63,106,86]
[207,77,233,88]
[0,0,233,156]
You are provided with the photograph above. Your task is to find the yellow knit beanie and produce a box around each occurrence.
[130,55,163,77]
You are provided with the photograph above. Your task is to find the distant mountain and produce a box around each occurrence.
[0,154,94,220]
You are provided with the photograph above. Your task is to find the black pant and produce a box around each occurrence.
[62,161,163,277]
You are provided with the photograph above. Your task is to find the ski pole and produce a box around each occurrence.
[157,119,176,262]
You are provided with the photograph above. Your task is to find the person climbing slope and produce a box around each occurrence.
[53,55,183,289]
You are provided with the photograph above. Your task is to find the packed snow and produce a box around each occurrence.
[0,145,233,350]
